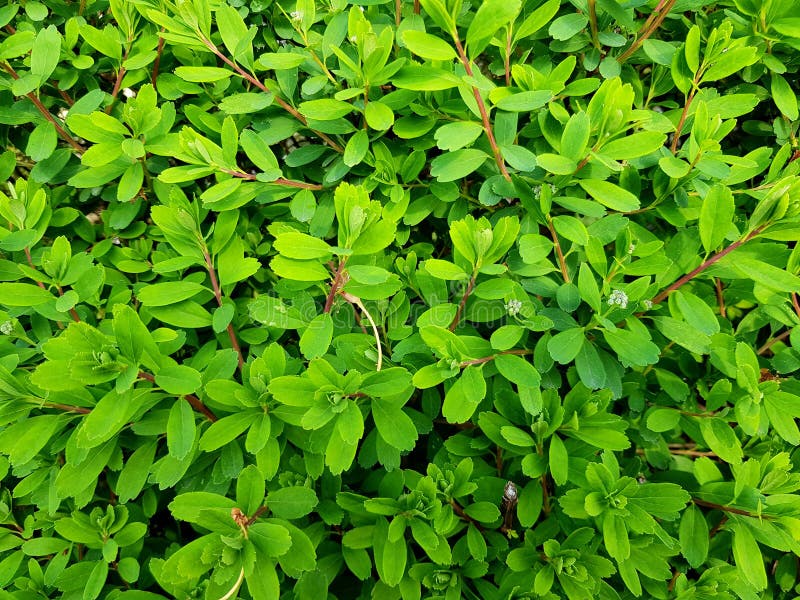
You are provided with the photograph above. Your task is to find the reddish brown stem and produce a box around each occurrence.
[222,169,323,189]
[757,329,791,356]
[105,47,129,114]
[43,402,92,414]
[692,498,772,519]
[414,0,420,14]
[546,218,570,283]
[203,249,244,370]
[650,227,763,306]
[714,278,726,318]
[588,0,600,50]
[201,38,343,153]
[56,285,81,323]
[1,62,84,153]
[395,0,402,26]
[139,371,217,421]
[152,34,166,89]
[449,273,476,331]
[452,33,512,182]
[617,0,677,64]
[541,473,551,515]
[792,292,800,319]
[459,349,531,367]
[670,89,696,154]
[23,248,48,291]
[57,89,75,106]
[450,500,483,531]
[323,258,349,313]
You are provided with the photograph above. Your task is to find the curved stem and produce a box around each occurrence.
[342,292,383,371]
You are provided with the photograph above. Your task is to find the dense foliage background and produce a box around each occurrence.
[0,0,800,597]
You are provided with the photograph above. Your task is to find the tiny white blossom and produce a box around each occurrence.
[628,243,636,254]
[57,107,69,121]
[122,88,136,99]
[505,299,523,316]
[607,289,628,310]
[290,10,303,20]
[643,299,653,310]
[549,183,557,193]
[0,321,12,335]
[349,35,357,43]
[359,5,364,11]
[532,185,542,200]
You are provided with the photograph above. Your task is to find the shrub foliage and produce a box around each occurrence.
[0,0,800,598]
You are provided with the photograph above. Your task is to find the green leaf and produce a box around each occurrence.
[771,73,799,121]
[137,281,206,307]
[30,25,61,84]
[679,504,708,569]
[372,400,418,451]
[344,129,369,166]
[463,501,501,523]
[549,13,589,40]
[299,314,334,359]
[273,231,332,260]
[174,66,233,82]
[732,523,767,591]
[430,149,488,182]
[364,101,394,131]
[392,66,462,90]
[442,366,486,423]
[435,121,484,151]
[549,434,568,486]
[402,30,456,61]
[600,132,666,160]
[466,0,521,57]
[561,112,590,162]
[267,487,318,519]
[167,400,196,460]
[494,353,540,387]
[155,365,202,395]
[0,282,55,306]
[699,184,734,253]
[299,99,353,120]
[548,328,585,364]
[496,91,552,112]
[579,179,640,212]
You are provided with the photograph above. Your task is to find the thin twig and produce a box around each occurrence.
[692,497,772,519]
[459,349,531,367]
[1,62,84,153]
[650,227,763,306]
[449,273,476,331]
[200,37,343,153]
[203,249,244,370]
[451,33,511,182]
[546,218,570,283]
[323,258,349,313]
[152,33,166,89]
[617,0,678,64]
[714,278,726,318]
[757,329,791,356]
[138,371,217,421]
[222,169,323,189]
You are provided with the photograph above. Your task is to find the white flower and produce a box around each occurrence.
[607,289,628,310]
[0,321,13,335]
[359,5,364,11]
[290,10,303,20]
[643,299,653,310]
[628,243,635,254]
[505,299,523,316]
[122,88,136,99]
